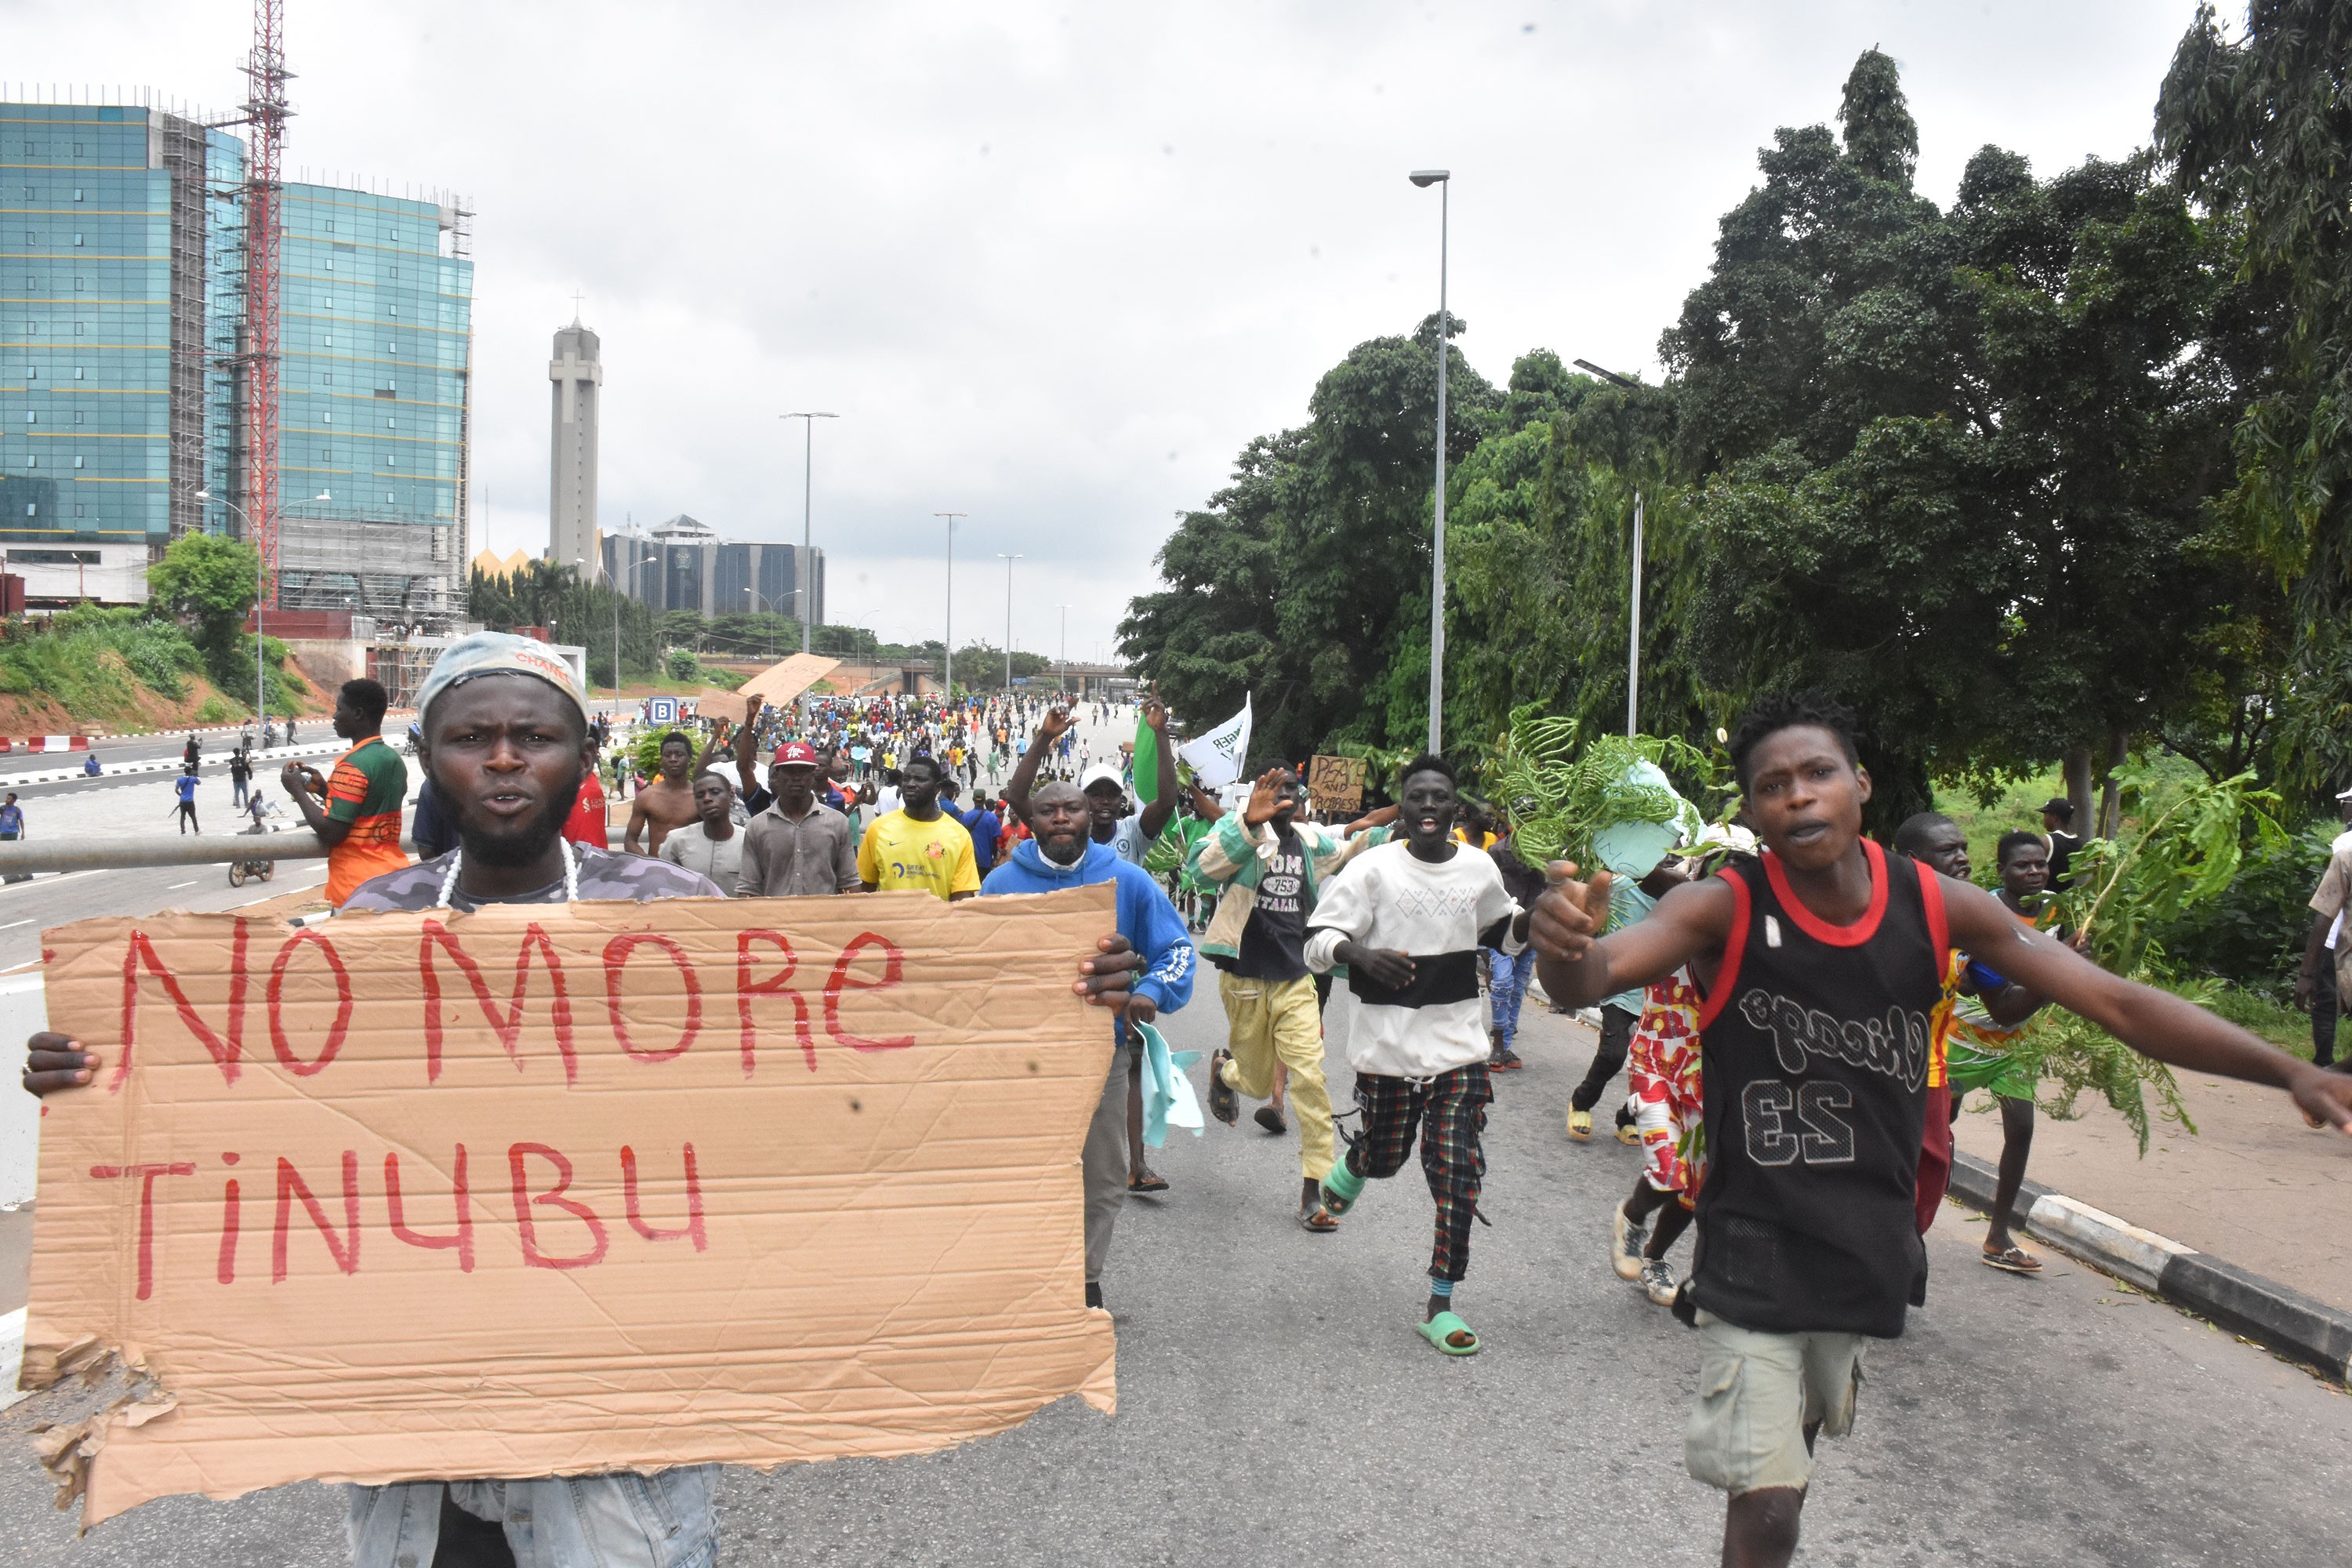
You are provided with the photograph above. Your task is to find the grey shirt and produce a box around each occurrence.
[659,822,746,891]
[735,800,860,898]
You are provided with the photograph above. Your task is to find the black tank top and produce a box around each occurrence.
[1685,838,1950,1338]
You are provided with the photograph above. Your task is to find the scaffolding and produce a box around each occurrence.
[277,514,459,622]
[155,111,210,545]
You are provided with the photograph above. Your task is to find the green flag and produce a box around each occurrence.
[1133,710,1160,804]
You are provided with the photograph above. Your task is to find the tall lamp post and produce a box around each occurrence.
[935,512,966,697]
[1573,358,1645,735]
[1410,169,1451,755]
[996,554,1022,691]
[198,485,328,737]
[1057,603,1069,697]
[780,412,837,656]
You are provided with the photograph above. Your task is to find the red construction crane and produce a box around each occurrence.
[239,0,289,608]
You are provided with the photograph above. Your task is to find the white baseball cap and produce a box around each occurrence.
[1079,764,1125,794]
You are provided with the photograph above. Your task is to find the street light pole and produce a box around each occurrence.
[997,554,1022,691]
[780,412,837,656]
[1410,169,1451,755]
[1058,603,1068,697]
[1573,358,1646,735]
[935,513,965,698]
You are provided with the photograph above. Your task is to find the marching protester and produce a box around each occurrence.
[2296,786,2352,1076]
[20,630,1149,1568]
[980,774,1196,1309]
[278,678,409,909]
[1192,764,1381,1229]
[857,753,978,902]
[170,767,201,835]
[940,775,1003,876]
[622,731,705,858]
[736,739,861,898]
[1530,691,2352,1568]
[1301,755,1532,1354]
[658,770,746,890]
[561,732,611,849]
[1485,814,1547,1070]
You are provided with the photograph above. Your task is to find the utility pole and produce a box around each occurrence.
[781,412,837,655]
[1573,358,1646,735]
[1409,169,1452,754]
[935,513,965,697]
[997,554,1022,691]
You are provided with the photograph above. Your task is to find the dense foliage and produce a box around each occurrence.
[1123,20,2343,859]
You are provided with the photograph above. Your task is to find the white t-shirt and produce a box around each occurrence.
[1109,814,1152,868]
[1304,840,1525,1079]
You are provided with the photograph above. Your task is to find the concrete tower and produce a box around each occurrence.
[548,319,601,577]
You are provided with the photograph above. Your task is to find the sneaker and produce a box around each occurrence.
[1491,1049,1524,1071]
[1568,1108,1593,1142]
[1610,1205,1648,1281]
[1639,1257,1678,1305]
[1207,1049,1239,1126]
[1084,1281,1103,1309]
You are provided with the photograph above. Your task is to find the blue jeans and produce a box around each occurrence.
[347,1466,717,1568]
[1487,946,1530,1049]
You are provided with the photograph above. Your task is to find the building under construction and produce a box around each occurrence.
[0,89,474,623]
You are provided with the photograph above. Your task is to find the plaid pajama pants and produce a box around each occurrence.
[1343,1062,1493,1283]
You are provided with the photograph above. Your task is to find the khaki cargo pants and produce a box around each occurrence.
[1215,971,1334,1181]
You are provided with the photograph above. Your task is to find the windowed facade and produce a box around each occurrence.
[0,102,241,553]
[2,103,470,613]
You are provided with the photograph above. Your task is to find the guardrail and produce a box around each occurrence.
[0,828,625,877]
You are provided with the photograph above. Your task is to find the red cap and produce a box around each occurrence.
[772,741,818,767]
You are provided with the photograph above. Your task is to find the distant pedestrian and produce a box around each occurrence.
[0,792,25,884]
[229,746,252,808]
[2040,796,2084,888]
[183,732,201,770]
[2296,786,2352,1076]
[172,769,200,834]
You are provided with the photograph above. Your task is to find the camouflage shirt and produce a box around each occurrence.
[342,844,722,913]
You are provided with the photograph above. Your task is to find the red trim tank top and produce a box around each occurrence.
[1686,838,1951,1338]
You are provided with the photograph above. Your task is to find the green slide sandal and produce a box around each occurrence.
[1319,1160,1365,1218]
[1417,1312,1481,1356]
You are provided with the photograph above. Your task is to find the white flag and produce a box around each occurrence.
[1178,695,1253,789]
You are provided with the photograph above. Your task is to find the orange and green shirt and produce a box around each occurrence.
[325,736,408,906]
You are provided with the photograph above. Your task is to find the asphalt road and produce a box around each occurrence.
[4,990,2349,1566]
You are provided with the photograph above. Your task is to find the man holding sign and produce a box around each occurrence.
[21,630,1145,1568]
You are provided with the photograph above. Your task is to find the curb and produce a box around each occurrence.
[1946,1150,2352,1382]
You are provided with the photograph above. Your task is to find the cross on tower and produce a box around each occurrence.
[570,290,586,324]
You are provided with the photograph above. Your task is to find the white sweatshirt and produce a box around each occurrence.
[1305,840,1525,1079]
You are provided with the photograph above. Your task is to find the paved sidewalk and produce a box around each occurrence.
[1951,1072,2352,1310]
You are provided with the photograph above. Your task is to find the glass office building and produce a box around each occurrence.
[0,99,470,615]
[0,103,242,599]
[274,183,472,616]
[603,514,825,622]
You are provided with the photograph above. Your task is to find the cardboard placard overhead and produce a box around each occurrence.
[1306,754,1367,816]
[22,886,1120,1524]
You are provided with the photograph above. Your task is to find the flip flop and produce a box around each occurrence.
[1206,1049,1239,1126]
[1298,1204,1341,1234]
[1417,1311,1480,1356]
[1127,1173,1170,1194]
[1255,1105,1288,1135]
[1981,1244,2043,1275]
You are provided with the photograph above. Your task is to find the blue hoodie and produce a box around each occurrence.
[981,837,1196,1043]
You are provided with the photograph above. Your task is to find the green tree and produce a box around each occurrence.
[2157,2,2352,796]
[146,532,260,687]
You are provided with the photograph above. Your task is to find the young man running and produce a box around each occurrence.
[1303,756,1532,1354]
[21,630,1147,1568]
[1191,764,1380,1228]
[1532,691,2352,1568]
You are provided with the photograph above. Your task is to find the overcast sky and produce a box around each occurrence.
[14,0,2203,662]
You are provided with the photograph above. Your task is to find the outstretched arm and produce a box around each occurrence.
[1941,874,2352,1131]
[1530,867,1733,1009]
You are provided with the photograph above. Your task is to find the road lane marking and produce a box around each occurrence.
[166,880,199,890]
[0,919,27,930]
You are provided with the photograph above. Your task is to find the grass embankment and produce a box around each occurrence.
[0,606,312,733]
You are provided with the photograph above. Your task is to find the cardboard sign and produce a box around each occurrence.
[1306,755,1367,816]
[22,886,1120,1524]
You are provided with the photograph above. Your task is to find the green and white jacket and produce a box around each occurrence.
[1185,813,1384,966]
